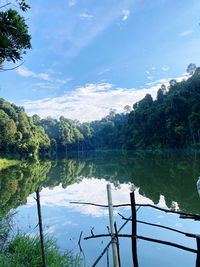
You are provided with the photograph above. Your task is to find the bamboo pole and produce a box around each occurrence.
[36,188,46,267]
[107,184,119,267]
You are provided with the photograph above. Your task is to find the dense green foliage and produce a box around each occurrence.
[33,112,128,152]
[1,66,200,157]
[0,0,31,67]
[33,116,85,152]
[127,68,200,149]
[0,158,19,170]
[0,98,51,157]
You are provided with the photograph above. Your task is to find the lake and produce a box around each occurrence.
[1,151,200,266]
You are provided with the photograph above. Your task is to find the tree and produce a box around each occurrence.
[123,105,131,113]
[0,1,31,69]
[160,84,167,94]
[169,79,177,87]
[109,108,117,117]
[187,63,196,75]
[157,89,164,103]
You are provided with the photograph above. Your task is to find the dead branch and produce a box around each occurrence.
[70,201,200,219]
[85,233,197,254]
[118,212,196,238]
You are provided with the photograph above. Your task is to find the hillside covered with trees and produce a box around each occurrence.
[0,65,200,158]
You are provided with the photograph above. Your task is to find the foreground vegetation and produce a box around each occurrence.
[0,158,19,171]
[0,234,82,267]
[0,212,82,267]
[0,65,200,158]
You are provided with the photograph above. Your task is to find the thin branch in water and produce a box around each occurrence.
[114,222,121,267]
[136,206,141,212]
[107,226,111,235]
[78,231,83,253]
[118,212,196,238]
[85,233,197,254]
[33,223,39,230]
[106,246,109,267]
[70,201,130,208]
[136,204,200,219]
[70,201,200,219]
[78,231,83,247]
[92,241,112,267]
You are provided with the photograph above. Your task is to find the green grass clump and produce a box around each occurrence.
[0,233,82,267]
[0,211,15,250]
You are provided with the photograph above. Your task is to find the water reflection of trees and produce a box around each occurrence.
[81,151,200,214]
[1,151,200,214]
[0,160,52,214]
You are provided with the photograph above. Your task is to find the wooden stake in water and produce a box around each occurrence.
[107,184,119,267]
[196,235,200,267]
[130,192,139,267]
[36,188,46,267]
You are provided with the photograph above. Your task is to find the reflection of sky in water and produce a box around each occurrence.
[24,178,155,217]
[15,177,199,267]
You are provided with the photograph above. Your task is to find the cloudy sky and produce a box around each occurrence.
[1,0,200,121]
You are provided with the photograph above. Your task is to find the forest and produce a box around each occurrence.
[0,65,200,158]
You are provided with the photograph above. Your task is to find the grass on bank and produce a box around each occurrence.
[0,212,83,267]
[0,233,82,267]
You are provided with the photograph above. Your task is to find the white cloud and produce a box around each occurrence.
[33,83,60,89]
[17,67,51,81]
[25,178,155,217]
[146,74,188,87]
[68,0,76,7]
[152,66,156,71]
[21,82,161,121]
[146,78,171,86]
[179,30,194,37]
[16,67,70,89]
[122,9,130,21]
[98,68,110,75]
[79,13,94,19]
[162,66,170,71]
[20,72,189,122]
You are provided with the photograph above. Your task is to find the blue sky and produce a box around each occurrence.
[1,0,200,121]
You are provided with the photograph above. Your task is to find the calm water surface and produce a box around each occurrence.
[1,151,200,266]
